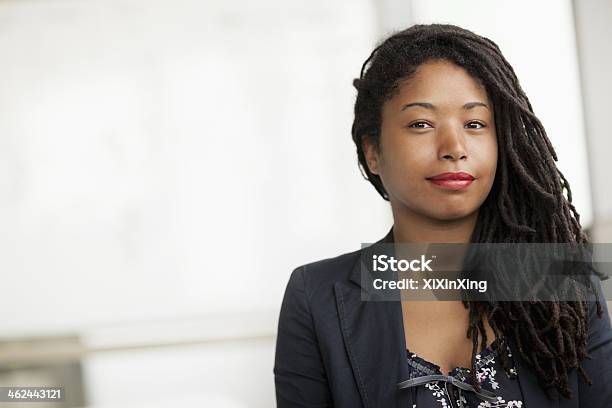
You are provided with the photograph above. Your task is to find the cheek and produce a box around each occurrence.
[486,140,499,179]
[472,136,498,178]
[380,139,431,184]
[473,139,498,203]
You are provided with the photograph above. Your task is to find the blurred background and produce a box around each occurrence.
[0,0,611,406]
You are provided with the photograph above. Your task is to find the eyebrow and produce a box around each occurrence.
[401,101,490,111]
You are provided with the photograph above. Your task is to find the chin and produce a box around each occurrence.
[428,206,477,222]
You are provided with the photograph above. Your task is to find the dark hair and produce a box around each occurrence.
[351,23,604,400]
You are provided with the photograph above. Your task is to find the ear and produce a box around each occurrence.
[362,136,381,175]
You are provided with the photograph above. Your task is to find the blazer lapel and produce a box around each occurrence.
[334,228,411,407]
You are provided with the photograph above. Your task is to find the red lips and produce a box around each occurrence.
[427,172,475,190]
[428,172,475,181]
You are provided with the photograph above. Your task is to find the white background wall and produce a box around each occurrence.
[0,0,386,337]
[573,0,612,240]
[0,1,386,407]
[0,0,597,407]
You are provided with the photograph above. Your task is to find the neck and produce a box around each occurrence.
[390,202,479,244]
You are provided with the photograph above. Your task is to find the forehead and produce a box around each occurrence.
[389,60,490,108]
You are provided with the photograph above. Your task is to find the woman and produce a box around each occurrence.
[274,24,612,407]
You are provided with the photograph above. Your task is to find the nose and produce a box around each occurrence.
[438,125,467,161]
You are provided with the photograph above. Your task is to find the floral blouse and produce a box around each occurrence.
[401,338,524,408]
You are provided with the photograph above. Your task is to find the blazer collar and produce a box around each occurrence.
[348,226,394,290]
[337,226,566,407]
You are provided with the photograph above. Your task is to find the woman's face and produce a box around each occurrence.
[364,59,498,221]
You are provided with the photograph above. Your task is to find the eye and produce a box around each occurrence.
[465,121,486,129]
[408,121,433,129]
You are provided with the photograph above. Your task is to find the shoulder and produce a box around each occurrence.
[288,247,362,294]
[585,274,612,348]
[575,274,612,405]
[278,248,363,332]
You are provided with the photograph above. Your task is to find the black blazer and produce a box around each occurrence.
[274,228,612,407]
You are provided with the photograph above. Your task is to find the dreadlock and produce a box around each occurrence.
[351,23,604,400]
